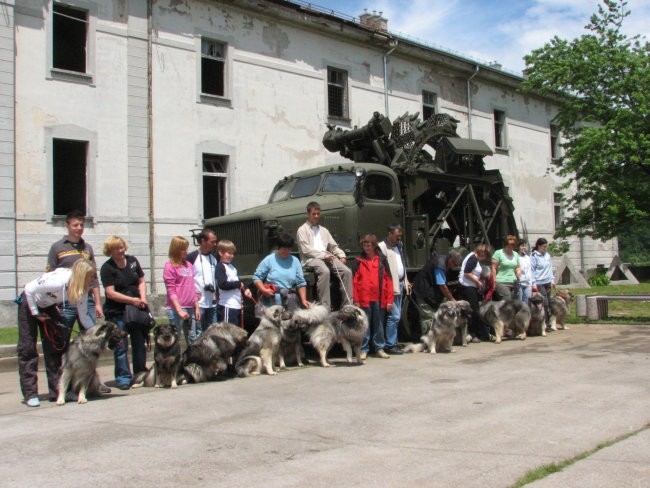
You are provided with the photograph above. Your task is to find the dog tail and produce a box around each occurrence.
[183,362,206,383]
[236,355,262,377]
[131,368,156,388]
[403,343,425,353]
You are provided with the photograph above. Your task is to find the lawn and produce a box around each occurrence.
[565,282,650,324]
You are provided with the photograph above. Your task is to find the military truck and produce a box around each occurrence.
[202,111,517,336]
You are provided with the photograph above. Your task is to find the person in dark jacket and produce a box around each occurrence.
[352,234,394,360]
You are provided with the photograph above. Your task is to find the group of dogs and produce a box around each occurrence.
[53,290,573,405]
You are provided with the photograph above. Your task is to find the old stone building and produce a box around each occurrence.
[0,0,617,322]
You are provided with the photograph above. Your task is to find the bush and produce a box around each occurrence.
[548,239,570,256]
[588,274,611,287]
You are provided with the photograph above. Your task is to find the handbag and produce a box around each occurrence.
[124,304,155,333]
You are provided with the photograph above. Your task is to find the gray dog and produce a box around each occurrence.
[132,323,182,389]
[479,299,531,343]
[181,322,248,383]
[307,305,368,367]
[56,321,127,405]
[405,301,460,354]
[235,305,285,376]
[527,292,546,336]
[550,290,573,330]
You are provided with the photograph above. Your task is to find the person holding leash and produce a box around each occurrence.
[17,259,97,407]
[296,201,352,310]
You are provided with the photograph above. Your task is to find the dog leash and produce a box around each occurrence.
[332,259,352,305]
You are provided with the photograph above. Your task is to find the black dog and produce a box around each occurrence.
[132,323,182,388]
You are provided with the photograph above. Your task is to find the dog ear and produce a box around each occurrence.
[93,321,109,336]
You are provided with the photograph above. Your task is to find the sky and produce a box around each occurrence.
[298,0,650,74]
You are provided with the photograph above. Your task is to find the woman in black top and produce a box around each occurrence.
[100,236,148,389]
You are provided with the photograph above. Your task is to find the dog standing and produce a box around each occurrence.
[132,323,182,388]
[405,301,459,354]
[307,305,368,367]
[181,322,248,383]
[453,300,472,347]
[56,321,126,405]
[479,299,531,343]
[527,292,546,336]
[550,290,573,330]
[235,305,284,376]
[283,304,329,367]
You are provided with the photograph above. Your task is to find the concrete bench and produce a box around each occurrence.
[576,295,650,320]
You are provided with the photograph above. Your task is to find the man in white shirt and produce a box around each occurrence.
[296,201,352,310]
[187,229,218,334]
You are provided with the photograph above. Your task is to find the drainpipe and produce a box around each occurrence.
[577,178,586,273]
[466,65,479,138]
[147,0,156,294]
[383,39,398,118]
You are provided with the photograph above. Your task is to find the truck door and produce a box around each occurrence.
[357,171,403,245]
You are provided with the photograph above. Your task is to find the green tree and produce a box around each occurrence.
[521,0,650,240]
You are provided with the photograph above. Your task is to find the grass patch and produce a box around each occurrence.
[0,327,17,346]
[564,283,650,324]
[509,423,650,487]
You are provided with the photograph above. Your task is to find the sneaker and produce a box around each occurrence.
[359,352,368,361]
[116,384,131,391]
[375,349,390,359]
[470,336,481,344]
[385,348,404,355]
[98,383,112,394]
[26,397,40,407]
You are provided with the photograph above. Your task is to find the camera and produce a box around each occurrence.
[204,284,215,293]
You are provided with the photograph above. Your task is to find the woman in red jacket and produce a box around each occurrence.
[352,234,394,360]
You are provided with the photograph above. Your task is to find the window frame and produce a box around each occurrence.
[422,90,437,121]
[326,66,349,121]
[202,153,229,220]
[47,0,96,85]
[493,109,507,151]
[553,192,564,230]
[550,124,561,161]
[196,34,233,107]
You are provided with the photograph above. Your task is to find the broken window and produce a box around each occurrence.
[327,67,348,119]
[494,109,506,149]
[422,91,437,120]
[201,39,225,97]
[53,138,87,216]
[203,154,227,219]
[53,3,88,73]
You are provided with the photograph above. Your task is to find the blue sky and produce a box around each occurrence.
[296,0,650,74]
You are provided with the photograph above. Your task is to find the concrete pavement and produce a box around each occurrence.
[0,322,648,487]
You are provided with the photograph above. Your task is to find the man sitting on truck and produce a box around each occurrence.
[296,201,353,310]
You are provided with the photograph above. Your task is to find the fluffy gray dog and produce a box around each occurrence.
[181,322,248,383]
[527,292,546,336]
[405,301,460,354]
[280,304,329,368]
[550,290,573,330]
[479,299,531,343]
[235,305,285,376]
[56,321,126,405]
[307,305,368,367]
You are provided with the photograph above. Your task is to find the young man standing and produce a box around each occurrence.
[377,224,410,354]
[187,229,218,334]
[296,201,352,310]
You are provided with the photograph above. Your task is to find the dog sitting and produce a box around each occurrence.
[235,305,284,376]
[132,323,182,388]
[405,301,459,354]
[307,305,368,367]
[479,299,531,343]
[56,321,126,405]
[527,292,546,336]
[550,290,573,330]
[181,322,248,383]
[453,300,472,346]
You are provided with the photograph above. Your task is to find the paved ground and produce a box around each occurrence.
[1,323,649,488]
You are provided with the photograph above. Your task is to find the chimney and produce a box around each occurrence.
[359,9,388,32]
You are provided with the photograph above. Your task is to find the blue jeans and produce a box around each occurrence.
[361,302,386,353]
[112,318,132,388]
[60,296,98,330]
[167,308,198,346]
[200,307,217,333]
[518,285,531,304]
[385,282,404,349]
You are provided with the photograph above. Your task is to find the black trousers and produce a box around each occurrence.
[459,285,490,340]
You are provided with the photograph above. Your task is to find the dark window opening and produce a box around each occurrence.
[203,154,227,219]
[53,138,87,215]
[550,125,560,160]
[201,39,225,96]
[327,67,348,118]
[422,91,437,121]
[494,109,506,148]
[53,3,88,73]
[363,174,393,201]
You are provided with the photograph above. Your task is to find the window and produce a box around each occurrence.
[550,125,560,160]
[53,3,88,73]
[201,38,226,97]
[494,109,506,149]
[53,138,87,216]
[363,174,394,201]
[422,91,437,120]
[203,154,227,219]
[554,192,564,230]
[322,173,356,193]
[291,176,321,199]
[327,67,348,119]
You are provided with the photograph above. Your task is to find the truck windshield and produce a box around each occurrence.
[322,172,356,193]
[269,172,357,202]
[269,180,294,203]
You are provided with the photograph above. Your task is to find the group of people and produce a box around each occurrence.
[412,235,557,343]
[17,204,556,408]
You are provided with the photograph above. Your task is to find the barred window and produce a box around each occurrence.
[422,91,437,120]
[203,154,228,218]
[327,67,348,119]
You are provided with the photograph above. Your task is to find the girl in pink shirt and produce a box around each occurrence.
[163,236,200,346]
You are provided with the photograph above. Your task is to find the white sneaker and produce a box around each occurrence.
[26,397,40,407]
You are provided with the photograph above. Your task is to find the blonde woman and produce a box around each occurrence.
[163,236,200,346]
[17,259,96,407]
[100,236,148,389]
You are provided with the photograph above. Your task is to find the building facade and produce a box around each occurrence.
[0,0,616,322]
